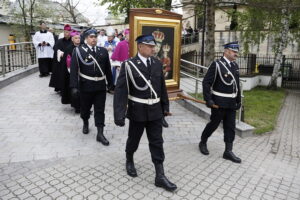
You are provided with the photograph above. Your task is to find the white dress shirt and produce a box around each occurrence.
[87,44,96,53]
[138,52,151,67]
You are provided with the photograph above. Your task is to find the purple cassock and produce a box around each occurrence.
[111,40,129,62]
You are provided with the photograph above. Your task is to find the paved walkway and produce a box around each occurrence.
[0,73,299,200]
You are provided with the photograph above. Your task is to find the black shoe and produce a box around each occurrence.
[39,74,44,77]
[96,127,109,146]
[82,120,89,134]
[223,142,241,163]
[199,141,209,155]
[75,109,80,114]
[154,163,177,192]
[126,153,137,177]
[162,117,169,128]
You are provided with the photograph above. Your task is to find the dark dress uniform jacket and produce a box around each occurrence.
[114,55,169,122]
[69,44,112,92]
[203,57,241,109]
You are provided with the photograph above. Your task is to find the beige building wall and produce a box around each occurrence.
[193,6,300,55]
[0,24,13,45]
[181,3,196,30]
[215,7,232,31]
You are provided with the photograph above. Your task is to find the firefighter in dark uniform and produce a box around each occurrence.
[70,28,113,146]
[113,35,177,191]
[199,41,242,163]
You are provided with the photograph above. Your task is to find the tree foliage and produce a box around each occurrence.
[11,0,89,41]
[55,0,90,25]
[236,0,300,54]
[234,0,300,89]
[98,0,172,23]
[12,0,37,41]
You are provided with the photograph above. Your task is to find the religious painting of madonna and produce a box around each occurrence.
[142,26,174,80]
[130,8,182,93]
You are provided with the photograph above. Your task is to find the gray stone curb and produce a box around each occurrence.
[176,93,255,137]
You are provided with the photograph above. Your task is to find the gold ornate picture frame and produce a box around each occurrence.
[130,9,182,96]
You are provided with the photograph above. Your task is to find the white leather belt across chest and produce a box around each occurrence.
[128,95,160,105]
[79,72,106,81]
[211,60,238,98]
[76,46,108,85]
[125,61,161,105]
[212,90,237,98]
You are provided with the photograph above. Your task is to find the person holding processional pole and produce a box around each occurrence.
[199,41,242,163]
[113,35,177,191]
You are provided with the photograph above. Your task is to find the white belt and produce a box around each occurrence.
[79,72,106,81]
[212,90,237,98]
[128,95,160,105]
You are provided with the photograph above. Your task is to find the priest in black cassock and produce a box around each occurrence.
[61,30,81,112]
[49,24,72,93]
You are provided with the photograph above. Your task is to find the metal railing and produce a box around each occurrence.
[192,52,256,76]
[180,59,245,122]
[0,42,37,77]
[181,34,199,45]
[191,52,300,77]
[180,59,207,97]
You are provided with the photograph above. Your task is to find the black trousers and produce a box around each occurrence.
[61,74,70,104]
[71,93,80,111]
[80,91,106,127]
[201,108,236,143]
[126,119,165,164]
[38,58,52,75]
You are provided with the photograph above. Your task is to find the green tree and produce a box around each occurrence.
[98,0,171,23]
[56,0,90,25]
[237,0,300,89]
[205,0,215,66]
[12,0,55,41]
[13,0,36,41]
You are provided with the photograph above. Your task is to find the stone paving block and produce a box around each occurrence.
[32,191,47,199]
[24,196,37,200]
[0,188,11,197]
[275,193,288,200]
[0,74,300,199]
[249,195,262,200]
[56,195,69,200]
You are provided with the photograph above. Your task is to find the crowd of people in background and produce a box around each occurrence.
[182,25,199,37]
[32,21,130,114]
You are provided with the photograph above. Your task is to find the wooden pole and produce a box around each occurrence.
[177,93,219,109]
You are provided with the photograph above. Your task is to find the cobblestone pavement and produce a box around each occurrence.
[0,73,300,200]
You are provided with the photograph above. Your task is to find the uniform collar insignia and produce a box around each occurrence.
[81,46,88,52]
[137,59,141,64]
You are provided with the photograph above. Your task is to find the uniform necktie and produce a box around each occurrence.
[146,58,151,75]
[91,46,96,57]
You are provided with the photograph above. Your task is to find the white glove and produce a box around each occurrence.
[57,50,64,62]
